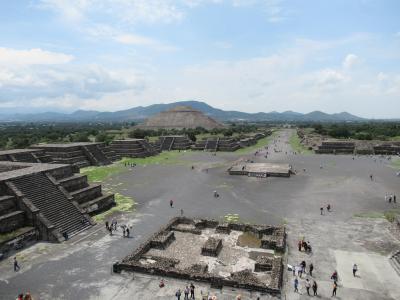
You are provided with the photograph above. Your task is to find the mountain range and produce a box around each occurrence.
[0,101,366,123]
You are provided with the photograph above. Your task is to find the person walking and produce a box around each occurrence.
[184,286,190,300]
[170,199,174,208]
[309,263,314,277]
[190,283,195,299]
[320,207,324,215]
[294,277,299,293]
[312,280,318,296]
[176,289,182,300]
[13,257,20,272]
[305,278,311,295]
[352,263,358,277]
[394,194,397,203]
[332,281,337,297]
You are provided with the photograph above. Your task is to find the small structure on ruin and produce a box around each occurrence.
[154,135,193,151]
[110,139,158,158]
[0,161,115,255]
[137,106,225,130]
[229,163,292,178]
[113,217,285,294]
[31,142,117,168]
[316,140,355,154]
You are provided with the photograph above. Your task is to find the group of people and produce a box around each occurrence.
[320,203,332,215]
[105,219,131,237]
[160,281,195,300]
[297,239,312,253]
[385,193,397,203]
[16,292,33,300]
[124,162,136,167]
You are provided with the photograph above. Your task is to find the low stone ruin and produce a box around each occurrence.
[113,217,285,294]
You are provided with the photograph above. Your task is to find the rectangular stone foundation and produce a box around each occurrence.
[113,217,285,294]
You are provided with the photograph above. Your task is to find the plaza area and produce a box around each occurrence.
[0,129,399,299]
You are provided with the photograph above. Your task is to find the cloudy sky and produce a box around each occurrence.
[0,0,399,118]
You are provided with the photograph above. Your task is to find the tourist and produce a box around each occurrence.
[320,207,324,215]
[122,226,126,237]
[190,283,195,299]
[305,278,311,295]
[126,228,130,238]
[298,240,302,251]
[385,194,388,202]
[181,209,184,216]
[23,292,32,300]
[312,280,318,296]
[331,270,338,281]
[184,286,190,300]
[352,263,358,277]
[389,194,392,203]
[327,204,331,212]
[14,257,20,272]
[105,221,109,230]
[332,281,337,297]
[16,294,24,300]
[170,199,174,208]
[294,277,299,292]
[159,279,165,288]
[176,288,182,300]
[309,263,314,277]
[394,194,397,203]
[370,174,373,181]
[297,266,303,278]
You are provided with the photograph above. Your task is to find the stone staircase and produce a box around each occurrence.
[205,139,218,151]
[10,173,91,237]
[110,139,156,158]
[83,144,111,166]
[161,137,175,151]
[390,250,400,276]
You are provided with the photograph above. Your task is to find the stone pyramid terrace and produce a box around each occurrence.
[31,142,118,168]
[0,161,115,255]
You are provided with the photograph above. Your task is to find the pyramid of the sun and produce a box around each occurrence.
[138,106,225,130]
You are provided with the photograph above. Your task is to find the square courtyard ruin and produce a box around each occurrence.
[113,217,285,294]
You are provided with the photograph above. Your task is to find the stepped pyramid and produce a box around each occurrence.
[137,106,224,130]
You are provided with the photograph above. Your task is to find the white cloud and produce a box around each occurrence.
[342,53,359,69]
[0,48,74,66]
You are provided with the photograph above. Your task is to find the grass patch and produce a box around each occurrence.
[120,150,194,166]
[0,227,32,244]
[222,213,240,223]
[289,131,313,154]
[354,209,400,222]
[354,211,385,219]
[81,164,124,183]
[384,209,400,222]
[93,193,136,222]
[391,158,400,170]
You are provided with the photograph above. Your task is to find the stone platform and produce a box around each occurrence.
[228,163,292,177]
[113,217,285,294]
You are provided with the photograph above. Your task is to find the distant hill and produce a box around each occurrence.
[0,100,366,123]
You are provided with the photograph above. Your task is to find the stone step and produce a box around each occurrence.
[70,184,102,204]
[80,194,115,214]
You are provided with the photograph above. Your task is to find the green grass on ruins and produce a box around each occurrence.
[93,193,136,222]
[354,208,400,222]
[391,158,400,170]
[289,131,313,154]
[80,151,196,182]
[0,227,33,244]
[120,150,195,165]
